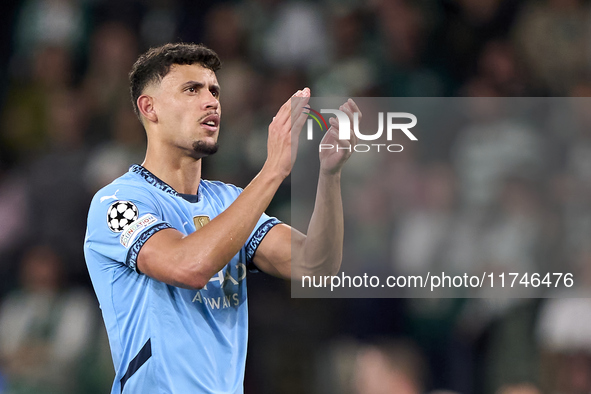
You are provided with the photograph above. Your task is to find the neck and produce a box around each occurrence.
[142,140,203,195]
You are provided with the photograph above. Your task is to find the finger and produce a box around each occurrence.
[275,88,307,126]
[346,100,361,146]
[291,89,311,129]
[340,104,354,121]
[341,100,361,141]
[321,124,340,144]
[339,104,358,147]
[340,105,356,137]
[291,108,310,137]
[274,100,292,126]
[347,98,362,119]
[288,88,311,128]
[291,94,310,122]
[350,118,358,147]
[327,117,339,138]
[290,88,310,116]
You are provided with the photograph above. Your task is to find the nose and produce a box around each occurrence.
[202,90,219,111]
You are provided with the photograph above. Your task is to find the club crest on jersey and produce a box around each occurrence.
[193,215,210,231]
[107,201,139,232]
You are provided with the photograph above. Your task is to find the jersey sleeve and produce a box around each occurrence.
[84,185,173,273]
[244,214,281,270]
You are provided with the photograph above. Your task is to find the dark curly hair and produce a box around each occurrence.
[129,43,222,120]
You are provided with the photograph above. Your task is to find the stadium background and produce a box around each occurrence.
[0,0,590,393]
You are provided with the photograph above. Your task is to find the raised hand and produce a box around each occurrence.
[263,88,311,179]
[319,98,361,175]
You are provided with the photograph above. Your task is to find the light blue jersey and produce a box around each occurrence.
[84,164,279,394]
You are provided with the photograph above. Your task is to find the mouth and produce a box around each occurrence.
[200,113,220,133]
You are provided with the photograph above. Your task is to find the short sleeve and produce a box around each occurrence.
[244,214,281,271]
[84,185,172,273]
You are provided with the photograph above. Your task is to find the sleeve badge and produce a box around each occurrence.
[107,201,139,232]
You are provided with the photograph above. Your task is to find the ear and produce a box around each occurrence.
[137,95,157,123]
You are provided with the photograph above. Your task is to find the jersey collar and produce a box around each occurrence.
[130,164,202,202]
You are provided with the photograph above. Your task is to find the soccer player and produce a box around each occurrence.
[84,43,359,393]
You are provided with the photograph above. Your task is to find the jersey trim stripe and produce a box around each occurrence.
[120,338,152,393]
[245,218,281,268]
[130,164,180,197]
[125,222,173,272]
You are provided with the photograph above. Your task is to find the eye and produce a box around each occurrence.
[211,90,219,98]
[187,87,196,93]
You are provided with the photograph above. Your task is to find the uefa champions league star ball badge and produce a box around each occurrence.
[107,201,139,232]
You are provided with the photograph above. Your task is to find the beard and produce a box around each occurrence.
[192,140,219,157]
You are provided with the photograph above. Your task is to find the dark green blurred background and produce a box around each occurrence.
[0,0,590,393]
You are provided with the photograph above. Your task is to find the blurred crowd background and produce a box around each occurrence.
[1,0,591,393]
